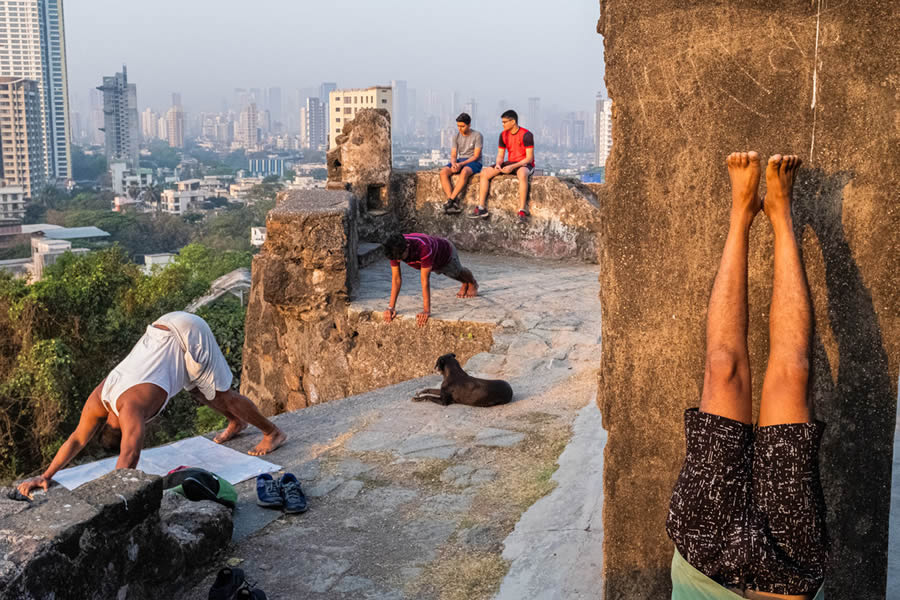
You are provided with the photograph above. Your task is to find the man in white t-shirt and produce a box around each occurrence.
[16,312,286,498]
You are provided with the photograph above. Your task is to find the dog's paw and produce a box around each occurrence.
[411,395,425,402]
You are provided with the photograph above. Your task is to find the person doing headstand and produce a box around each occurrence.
[666,152,827,599]
[17,311,287,498]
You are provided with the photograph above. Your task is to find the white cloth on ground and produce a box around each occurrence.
[100,311,233,420]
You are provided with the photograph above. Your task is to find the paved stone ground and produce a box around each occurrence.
[183,253,604,599]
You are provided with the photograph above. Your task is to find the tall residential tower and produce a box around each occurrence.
[97,66,139,168]
[0,0,72,181]
[595,94,613,166]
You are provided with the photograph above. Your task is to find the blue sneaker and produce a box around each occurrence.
[280,473,308,514]
[256,473,283,508]
[467,205,489,219]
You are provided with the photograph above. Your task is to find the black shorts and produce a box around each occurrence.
[666,409,828,595]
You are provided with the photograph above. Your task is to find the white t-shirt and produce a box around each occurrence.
[100,312,233,420]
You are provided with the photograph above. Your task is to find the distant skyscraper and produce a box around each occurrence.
[391,80,408,139]
[0,0,72,180]
[463,99,478,125]
[595,93,613,166]
[141,108,159,140]
[0,76,45,197]
[97,66,139,169]
[304,97,326,151]
[238,103,259,148]
[298,107,308,149]
[166,94,184,148]
[319,82,336,102]
[234,88,249,111]
[527,97,541,129]
[268,87,282,123]
[328,86,392,149]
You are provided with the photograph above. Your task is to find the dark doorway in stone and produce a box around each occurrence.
[367,184,387,212]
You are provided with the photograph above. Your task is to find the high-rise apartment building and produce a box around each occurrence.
[319,82,336,102]
[97,66,138,168]
[595,94,613,166]
[0,76,44,198]
[391,79,407,138]
[166,94,184,148]
[304,97,326,151]
[141,108,159,140]
[0,0,72,181]
[237,103,259,149]
[328,86,392,149]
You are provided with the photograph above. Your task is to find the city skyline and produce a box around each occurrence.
[65,0,604,120]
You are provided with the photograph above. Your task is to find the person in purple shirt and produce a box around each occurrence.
[382,233,478,327]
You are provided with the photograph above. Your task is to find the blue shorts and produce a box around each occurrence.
[445,160,482,175]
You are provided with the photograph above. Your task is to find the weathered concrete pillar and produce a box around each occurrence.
[596,2,899,598]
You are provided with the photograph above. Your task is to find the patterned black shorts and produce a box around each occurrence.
[666,409,828,595]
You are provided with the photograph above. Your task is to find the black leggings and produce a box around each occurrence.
[666,408,828,595]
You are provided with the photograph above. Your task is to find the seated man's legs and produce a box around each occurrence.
[515,166,532,214]
[439,165,454,199]
[666,152,762,586]
[750,155,827,597]
[474,165,501,215]
[449,165,474,201]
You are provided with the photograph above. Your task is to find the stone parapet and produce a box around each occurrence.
[0,470,232,599]
[391,171,601,263]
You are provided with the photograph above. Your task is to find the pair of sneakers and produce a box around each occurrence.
[256,472,307,514]
[208,567,267,600]
[442,198,462,214]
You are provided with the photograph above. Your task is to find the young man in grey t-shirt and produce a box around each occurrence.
[439,113,483,214]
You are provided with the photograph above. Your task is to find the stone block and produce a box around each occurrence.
[73,468,162,530]
[402,171,600,262]
[597,2,900,598]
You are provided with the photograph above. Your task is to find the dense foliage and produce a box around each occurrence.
[0,244,251,482]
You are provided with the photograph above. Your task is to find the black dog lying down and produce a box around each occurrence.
[413,353,513,407]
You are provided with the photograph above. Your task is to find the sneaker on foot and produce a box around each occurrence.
[208,567,245,600]
[517,210,529,223]
[256,473,283,508]
[280,473,308,514]
[443,199,461,214]
[468,206,489,219]
[236,584,268,600]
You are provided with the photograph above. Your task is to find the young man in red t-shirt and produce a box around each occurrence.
[382,233,479,327]
[469,109,535,222]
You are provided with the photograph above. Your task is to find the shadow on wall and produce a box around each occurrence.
[796,168,894,598]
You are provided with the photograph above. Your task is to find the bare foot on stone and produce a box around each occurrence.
[457,283,468,298]
[464,281,479,298]
[726,151,762,221]
[214,419,247,444]
[763,154,801,227]
[248,428,287,456]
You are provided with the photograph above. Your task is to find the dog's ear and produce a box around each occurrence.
[449,353,456,359]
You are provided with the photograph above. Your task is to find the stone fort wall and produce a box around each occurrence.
[597,1,899,598]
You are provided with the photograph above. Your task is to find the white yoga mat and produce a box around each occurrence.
[53,436,281,490]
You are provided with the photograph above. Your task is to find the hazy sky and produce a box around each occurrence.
[66,0,605,118]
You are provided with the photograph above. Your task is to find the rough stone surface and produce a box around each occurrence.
[327,108,399,241]
[597,2,899,598]
[392,170,600,263]
[183,253,602,599]
[0,470,232,600]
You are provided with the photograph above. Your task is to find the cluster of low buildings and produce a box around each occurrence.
[0,223,109,280]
